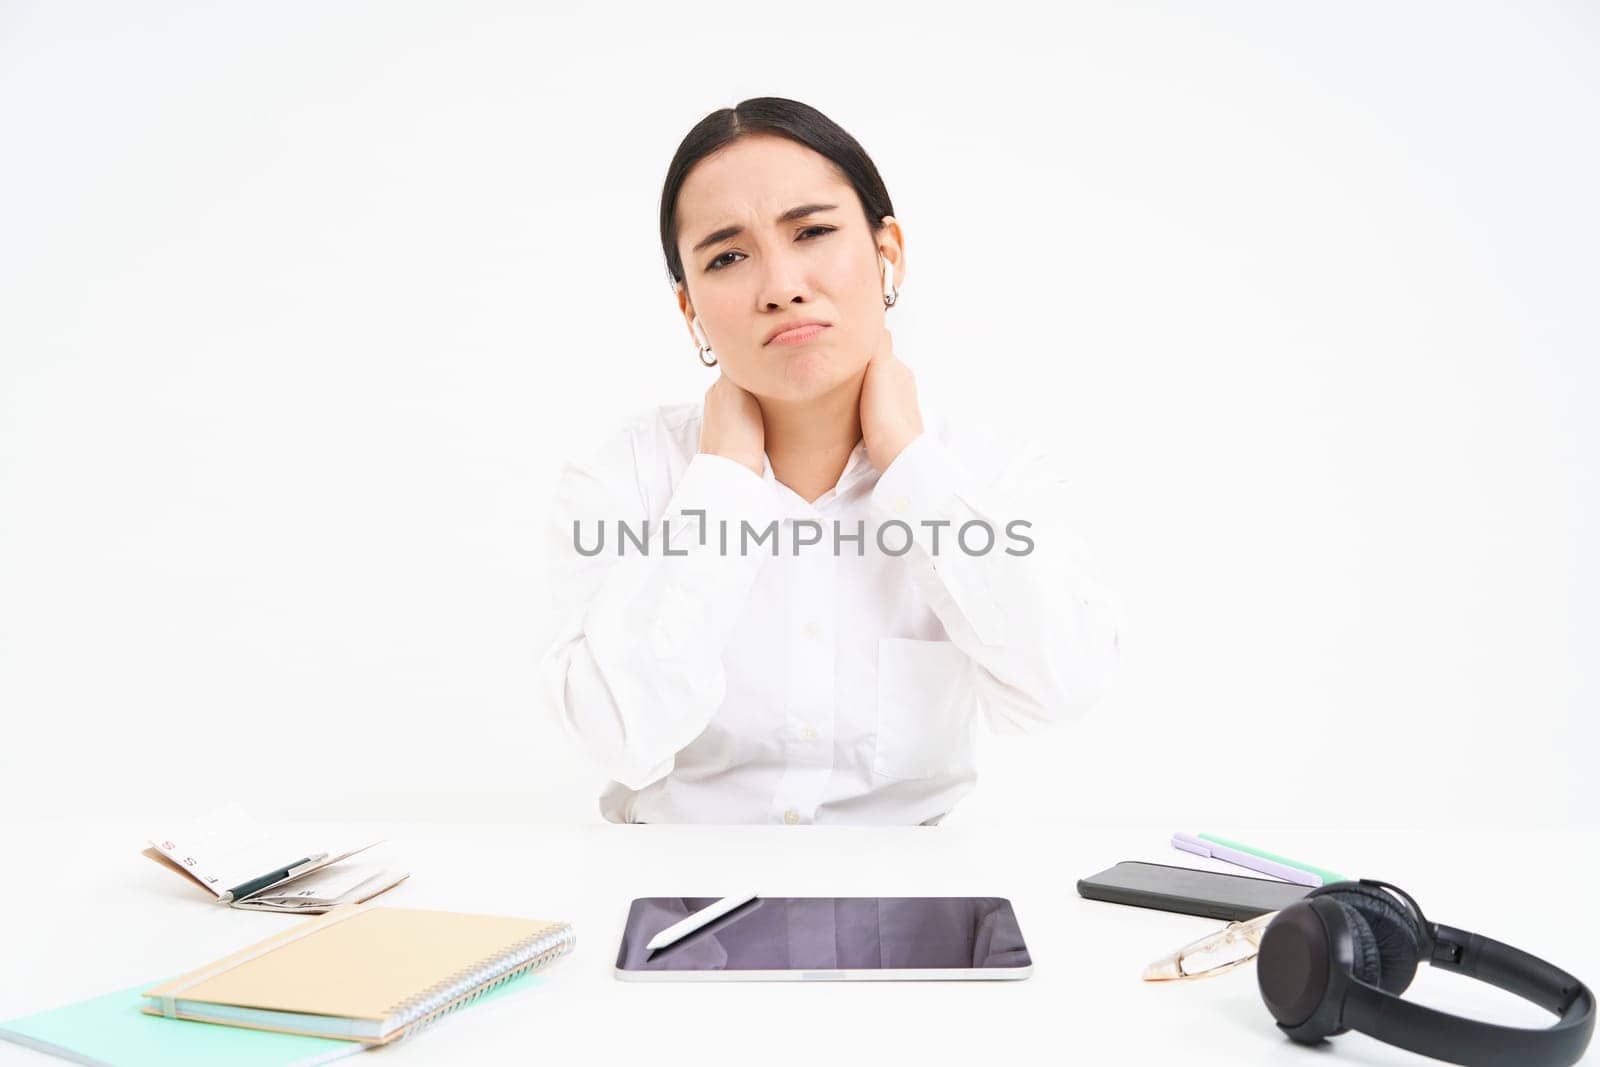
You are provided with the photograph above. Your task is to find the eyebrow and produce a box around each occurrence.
[691,203,839,253]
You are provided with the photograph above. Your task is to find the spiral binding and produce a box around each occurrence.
[383,922,576,1042]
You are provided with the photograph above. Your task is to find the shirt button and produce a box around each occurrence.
[802,621,821,640]
[893,496,909,514]
[784,809,800,825]
[800,726,817,741]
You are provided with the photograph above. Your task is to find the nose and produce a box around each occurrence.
[757,245,811,310]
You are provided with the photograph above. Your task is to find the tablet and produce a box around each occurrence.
[614,896,1033,981]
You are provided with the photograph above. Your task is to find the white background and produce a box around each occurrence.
[2,1,1596,830]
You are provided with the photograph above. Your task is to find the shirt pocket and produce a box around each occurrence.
[873,637,975,781]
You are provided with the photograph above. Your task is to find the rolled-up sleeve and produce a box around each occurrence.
[539,428,781,790]
[867,431,1122,733]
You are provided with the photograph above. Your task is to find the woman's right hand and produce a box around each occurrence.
[698,372,766,478]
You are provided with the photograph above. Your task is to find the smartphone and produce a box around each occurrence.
[1076,860,1312,922]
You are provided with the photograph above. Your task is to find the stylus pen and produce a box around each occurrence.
[1172,832,1321,887]
[646,893,759,952]
[1196,833,1345,886]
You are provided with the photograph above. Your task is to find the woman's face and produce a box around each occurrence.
[674,134,904,404]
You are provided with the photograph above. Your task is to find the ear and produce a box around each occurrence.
[876,216,906,289]
[675,280,701,347]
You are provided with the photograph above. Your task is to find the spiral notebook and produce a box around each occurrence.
[140,904,575,1045]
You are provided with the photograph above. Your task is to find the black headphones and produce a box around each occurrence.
[1256,879,1594,1066]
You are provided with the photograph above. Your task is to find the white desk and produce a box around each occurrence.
[1,819,1594,1066]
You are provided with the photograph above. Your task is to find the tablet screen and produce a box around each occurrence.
[615,896,1031,974]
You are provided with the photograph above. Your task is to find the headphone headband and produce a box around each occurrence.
[1343,923,1595,1067]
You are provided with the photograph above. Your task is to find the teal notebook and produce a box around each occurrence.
[0,971,544,1067]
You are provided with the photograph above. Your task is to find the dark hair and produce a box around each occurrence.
[658,97,896,289]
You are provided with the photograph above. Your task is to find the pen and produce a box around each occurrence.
[646,893,759,952]
[1197,833,1346,886]
[220,853,329,904]
[1172,832,1322,887]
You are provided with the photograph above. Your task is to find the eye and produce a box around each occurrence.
[704,226,836,272]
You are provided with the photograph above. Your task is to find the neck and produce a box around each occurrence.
[758,374,865,504]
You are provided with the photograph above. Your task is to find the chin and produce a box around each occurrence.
[771,350,851,399]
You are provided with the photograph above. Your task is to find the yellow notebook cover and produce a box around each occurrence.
[141,905,574,1044]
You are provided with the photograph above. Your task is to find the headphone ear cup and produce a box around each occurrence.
[1329,899,1383,991]
[1311,884,1423,995]
[1258,899,1354,1039]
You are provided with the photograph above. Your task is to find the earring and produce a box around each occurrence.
[698,343,716,367]
[880,258,899,308]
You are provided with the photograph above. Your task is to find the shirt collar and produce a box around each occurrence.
[835,437,874,493]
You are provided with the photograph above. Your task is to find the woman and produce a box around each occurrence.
[539,97,1120,825]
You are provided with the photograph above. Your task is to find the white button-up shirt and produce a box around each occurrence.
[539,401,1120,825]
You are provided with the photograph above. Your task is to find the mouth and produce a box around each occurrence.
[764,321,831,346]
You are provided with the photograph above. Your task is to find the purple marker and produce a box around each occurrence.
[1171,832,1323,887]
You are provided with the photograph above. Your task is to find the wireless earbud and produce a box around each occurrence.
[879,255,899,307]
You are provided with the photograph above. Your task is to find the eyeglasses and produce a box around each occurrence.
[1142,910,1278,981]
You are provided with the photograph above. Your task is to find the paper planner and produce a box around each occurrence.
[144,805,407,913]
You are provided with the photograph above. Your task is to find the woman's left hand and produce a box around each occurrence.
[860,326,924,472]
